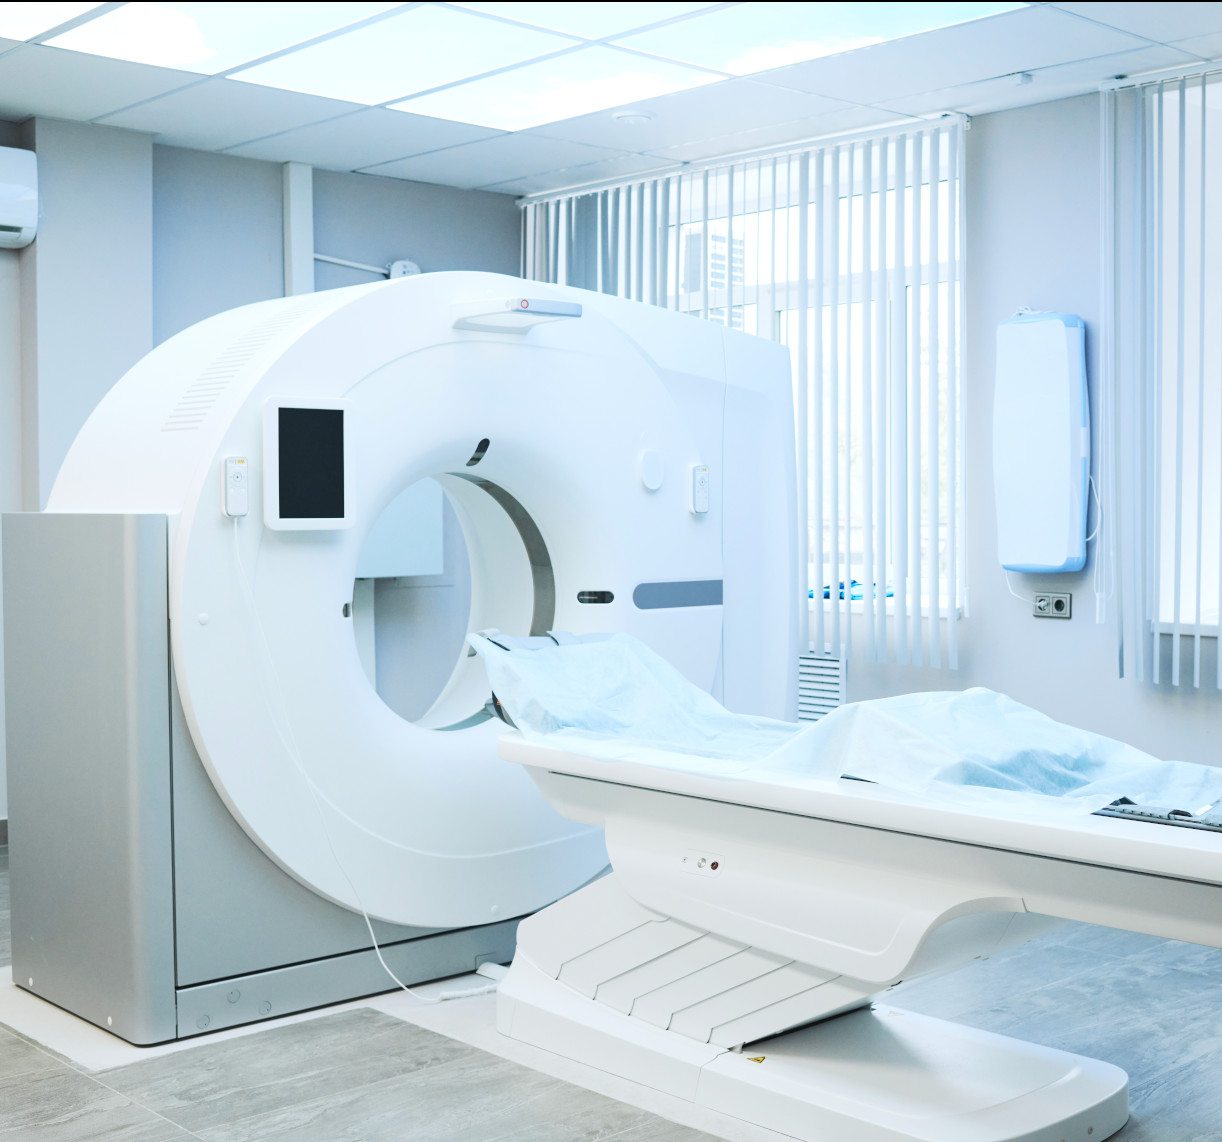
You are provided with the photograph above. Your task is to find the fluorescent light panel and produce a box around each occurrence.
[232,4,577,105]
[45,2,402,73]
[453,2,722,41]
[392,44,718,130]
[613,1,1030,75]
[0,2,108,41]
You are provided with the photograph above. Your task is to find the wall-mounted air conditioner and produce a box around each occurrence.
[0,145,37,249]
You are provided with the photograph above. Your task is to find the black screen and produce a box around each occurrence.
[278,407,344,519]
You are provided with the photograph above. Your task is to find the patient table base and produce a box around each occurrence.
[500,956,1127,1142]
[498,874,1129,1142]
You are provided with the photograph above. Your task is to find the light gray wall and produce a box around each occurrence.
[153,147,283,345]
[848,93,1222,766]
[18,118,153,511]
[313,169,520,291]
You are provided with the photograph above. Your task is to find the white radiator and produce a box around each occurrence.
[798,654,845,721]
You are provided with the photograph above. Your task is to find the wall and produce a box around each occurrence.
[153,147,283,344]
[18,118,152,510]
[848,93,1222,766]
[0,120,22,823]
[313,169,520,291]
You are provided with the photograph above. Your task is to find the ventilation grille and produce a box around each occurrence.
[160,296,331,433]
[798,654,845,722]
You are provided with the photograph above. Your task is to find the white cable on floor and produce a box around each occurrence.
[229,519,498,1006]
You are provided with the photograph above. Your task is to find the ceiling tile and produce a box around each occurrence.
[758,5,1149,106]
[612,1,1026,76]
[230,5,576,106]
[390,44,719,132]
[515,77,852,151]
[0,2,105,42]
[478,152,677,196]
[44,3,401,74]
[1167,31,1222,60]
[878,44,1199,118]
[224,107,503,170]
[359,133,632,190]
[1049,3,1222,45]
[0,43,194,121]
[99,77,361,151]
[643,104,909,165]
[455,2,720,40]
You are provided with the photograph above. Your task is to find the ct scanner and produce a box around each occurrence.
[2,271,796,1045]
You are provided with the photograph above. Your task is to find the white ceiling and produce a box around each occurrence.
[0,2,1219,197]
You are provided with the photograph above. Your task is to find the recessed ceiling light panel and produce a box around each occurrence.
[44,2,402,73]
[232,4,579,105]
[0,2,108,42]
[613,1,1028,75]
[390,44,717,131]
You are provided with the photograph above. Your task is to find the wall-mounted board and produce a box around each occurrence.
[993,312,1090,573]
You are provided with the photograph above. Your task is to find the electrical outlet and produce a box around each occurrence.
[1033,592,1071,619]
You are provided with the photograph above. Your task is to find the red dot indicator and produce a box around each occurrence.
[520,299,530,309]
[710,861,719,870]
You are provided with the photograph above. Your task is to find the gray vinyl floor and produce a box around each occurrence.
[1,844,1220,1141]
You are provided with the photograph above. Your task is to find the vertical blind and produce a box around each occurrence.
[522,120,965,667]
[1108,74,1222,688]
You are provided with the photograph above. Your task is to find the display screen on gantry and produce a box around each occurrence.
[278,407,344,519]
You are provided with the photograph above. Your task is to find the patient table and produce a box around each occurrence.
[494,710,1222,1142]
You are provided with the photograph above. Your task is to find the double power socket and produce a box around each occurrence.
[1033,592,1072,619]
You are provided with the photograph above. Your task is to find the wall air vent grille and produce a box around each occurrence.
[160,296,331,432]
[798,654,845,722]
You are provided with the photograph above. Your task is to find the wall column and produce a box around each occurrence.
[18,118,152,510]
[282,161,314,296]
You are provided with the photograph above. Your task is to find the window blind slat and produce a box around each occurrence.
[875,137,890,661]
[861,139,877,660]
[811,151,826,653]
[928,128,942,668]
[841,144,854,658]
[1171,81,1187,685]
[640,181,650,301]
[947,125,961,670]
[908,130,924,666]
[796,152,811,654]
[828,145,842,654]
[1192,77,1207,688]
[892,134,910,664]
[1150,86,1165,684]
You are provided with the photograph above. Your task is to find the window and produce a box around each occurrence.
[1109,72,1222,688]
[522,121,965,667]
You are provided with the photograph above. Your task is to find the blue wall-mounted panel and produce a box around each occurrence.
[993,312,1089,573]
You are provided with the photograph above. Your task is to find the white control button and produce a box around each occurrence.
[691,465,710,514]
[224,456,249,518]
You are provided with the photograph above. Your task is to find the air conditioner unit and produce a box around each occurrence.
[0,145,37,249]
